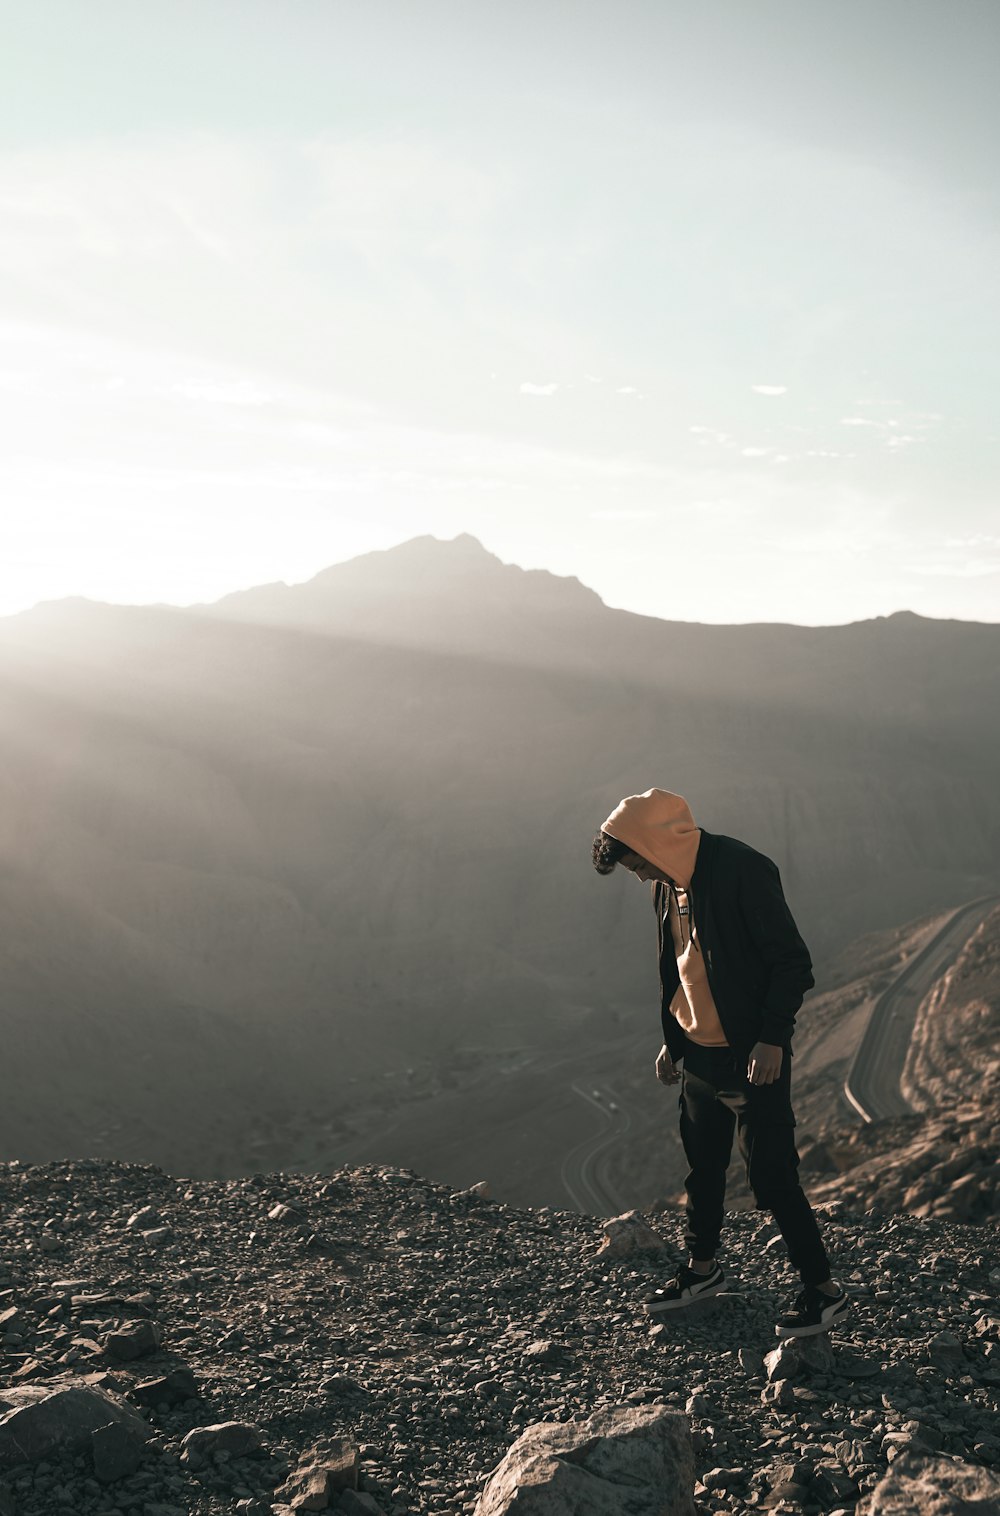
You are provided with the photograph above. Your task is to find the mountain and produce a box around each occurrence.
[1,534,998,1182]
[202,531,607,666]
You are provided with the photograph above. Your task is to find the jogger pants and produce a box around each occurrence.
[677,1036,831,1287]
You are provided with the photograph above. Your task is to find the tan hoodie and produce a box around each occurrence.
[602,789,729,1048]
[601,788,701,886]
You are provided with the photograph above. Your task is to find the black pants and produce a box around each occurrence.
[678,1037,831,1287]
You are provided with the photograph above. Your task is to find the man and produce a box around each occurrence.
[593,788,849,1339]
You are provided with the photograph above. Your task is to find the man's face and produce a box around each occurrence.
[618,848,671,885]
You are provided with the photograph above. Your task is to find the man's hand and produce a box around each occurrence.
[747,1041,783,1085]
[655,1044,681,1085]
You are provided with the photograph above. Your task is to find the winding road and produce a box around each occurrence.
[559,1082,632,1215]
[843,895,998,1123]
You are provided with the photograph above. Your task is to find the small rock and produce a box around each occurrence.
[927,1331,964,1366]
[596,1210,668,1259]
[764,1334,835,1383]
[140,1227,174,1247]
[105,1320,162,1362]
[521,1340,562,1364]
[132,1367,199,1406]
[703,1467,744,1491]
[12,1360,48,1382]
[268,1204,301,1224]
[834,1351,882,1379]
[812,1462,860,1503]
[180,1421,262,1469]
[738,1347,764,1377]
[126,1207,160,1230]
[318,1373,365,1397]
[452,1181,491,1199]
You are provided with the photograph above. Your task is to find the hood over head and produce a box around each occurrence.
[601,789,701,887]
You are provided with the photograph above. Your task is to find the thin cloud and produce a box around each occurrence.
[590,508,662,521]
[172,377,274,407]
[519,381,559,396]
[751,384,787,396]
[906,560,1000,579]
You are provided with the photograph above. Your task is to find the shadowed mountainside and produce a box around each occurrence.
[0,534,997,1179]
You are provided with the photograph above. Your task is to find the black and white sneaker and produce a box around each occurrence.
[775,1283,851,1338]
[642,1261,725,1314]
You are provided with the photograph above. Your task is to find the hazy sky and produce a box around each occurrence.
[2,0,998,624]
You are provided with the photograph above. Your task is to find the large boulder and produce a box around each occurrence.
[474,1404,695,1516]
[860,1453,1000,1514]
[0,1381,150,1468]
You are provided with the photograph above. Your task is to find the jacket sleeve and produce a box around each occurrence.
[738,852,814,1046]
[654,882,686,1061]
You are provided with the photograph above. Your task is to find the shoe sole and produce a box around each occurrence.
[643,1277,725,1314]
[774,1298,851,1338]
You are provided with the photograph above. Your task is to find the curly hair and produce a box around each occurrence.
[592,830,630,875]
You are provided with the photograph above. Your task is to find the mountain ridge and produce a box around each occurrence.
[5,533,997,632]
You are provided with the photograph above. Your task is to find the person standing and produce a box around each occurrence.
[593,788,849,1338]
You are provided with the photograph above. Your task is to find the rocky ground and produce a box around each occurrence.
[901,905,1000,1121]
[1,1160,998,1515]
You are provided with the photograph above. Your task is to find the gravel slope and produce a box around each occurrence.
[1,1161,998,1515]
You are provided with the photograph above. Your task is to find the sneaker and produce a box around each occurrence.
[775,1283,851,1338]
[642,1261,725,1314]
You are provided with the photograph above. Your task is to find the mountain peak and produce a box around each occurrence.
[325,531,501,576]
[204,532,604,654]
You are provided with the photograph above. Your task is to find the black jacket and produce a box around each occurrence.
[654,830,814,1063]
